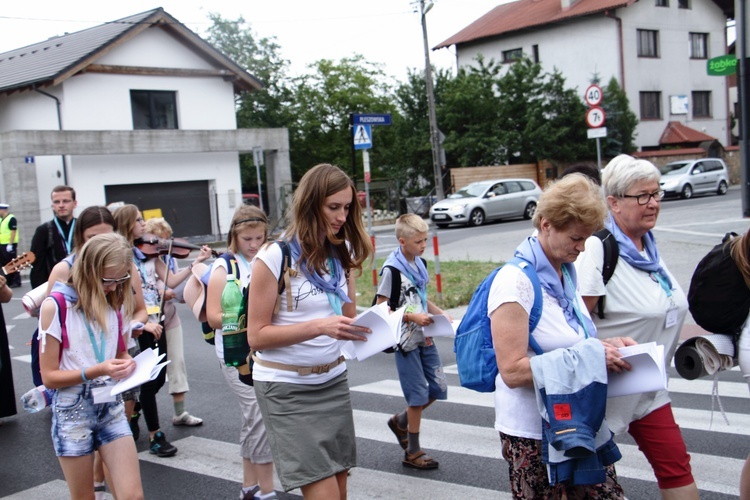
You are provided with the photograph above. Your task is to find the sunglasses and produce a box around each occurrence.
[101,273,130,285]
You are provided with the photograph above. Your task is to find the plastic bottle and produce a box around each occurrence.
[20,385,54,413]
[221,274,248,367]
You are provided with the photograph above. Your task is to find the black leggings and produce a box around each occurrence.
[137,328,168,432]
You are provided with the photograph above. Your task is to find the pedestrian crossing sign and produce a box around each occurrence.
[353,124,372,150]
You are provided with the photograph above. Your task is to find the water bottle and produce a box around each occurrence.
[21,385,54,413]
[222,274,247,367]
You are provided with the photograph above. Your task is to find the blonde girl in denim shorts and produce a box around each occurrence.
[39,233,143,499]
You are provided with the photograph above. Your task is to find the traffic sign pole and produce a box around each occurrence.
[363,149,372,236]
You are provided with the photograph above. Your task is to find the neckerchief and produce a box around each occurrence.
[515,236,596,336]
[605,216,673,290]
[288,238,351,310]
[382,247,429,309]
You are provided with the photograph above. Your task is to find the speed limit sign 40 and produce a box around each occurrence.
[585,84,603,106]
[586,106,606,128]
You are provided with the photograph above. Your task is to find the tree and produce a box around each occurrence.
[439,57,505,167]
[601,77,638,156]
[288,55,396,181]
[204,14,295,193]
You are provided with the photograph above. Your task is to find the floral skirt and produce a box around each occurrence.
[499,432,624,499]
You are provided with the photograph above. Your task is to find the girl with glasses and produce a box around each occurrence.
[39,232,143,499]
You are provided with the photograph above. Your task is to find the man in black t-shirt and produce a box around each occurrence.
[29,186,77,289]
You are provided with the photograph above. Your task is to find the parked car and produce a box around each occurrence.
[429,178,541,228]
[658,158,729,199]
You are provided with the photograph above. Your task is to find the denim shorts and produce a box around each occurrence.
[51,382,132,457]
[395,343,448,407]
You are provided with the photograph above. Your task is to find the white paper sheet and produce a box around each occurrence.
[111,347,171,396]
[346,303,405,361]
[607,342,666,398]
[423,314,458,338]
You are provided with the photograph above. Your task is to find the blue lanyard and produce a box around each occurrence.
[83,316,107,364]
[651,272,673,299]
[235,253,250,282]
[54,218,75,255]
[561,266,590,339]
[326,257,343,316]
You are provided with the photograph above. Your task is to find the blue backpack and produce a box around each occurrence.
[453,257,543,393]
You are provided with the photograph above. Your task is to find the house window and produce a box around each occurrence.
[656,0,668,6]
[640,91,662,119]
[532,45,539,63]
[637,30,659,58]
[689,33,708,59]
[502,48,523,63]
[130,90,178,130]
[692,91,711,118]
[678,0,690,8]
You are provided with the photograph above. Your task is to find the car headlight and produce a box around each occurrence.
[449,204,467,212]
[661,180,677,190]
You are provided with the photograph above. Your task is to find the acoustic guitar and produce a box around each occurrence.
[2,251,35,278]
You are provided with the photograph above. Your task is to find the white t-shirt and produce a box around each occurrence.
[575,235,688,434]
[488,264,592,440]
[38,297,122,380]
[211,254,253,361]
[252,242,348,385]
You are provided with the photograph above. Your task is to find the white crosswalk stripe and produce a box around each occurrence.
[4,372,745,498]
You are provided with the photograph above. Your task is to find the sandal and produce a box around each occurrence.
[402,450,439,470]
[387,415,408,450]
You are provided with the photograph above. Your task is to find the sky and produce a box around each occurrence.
[0,0,505,81]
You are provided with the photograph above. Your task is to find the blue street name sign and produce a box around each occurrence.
[352,113,391,126]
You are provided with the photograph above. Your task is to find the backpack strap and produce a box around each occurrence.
[507,257,543,355]
[274,240,295,314]
[49,292,68,361]
[593,228,619,319]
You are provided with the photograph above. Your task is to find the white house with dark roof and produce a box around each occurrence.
[0,8,291,247]
[435,0,734,152]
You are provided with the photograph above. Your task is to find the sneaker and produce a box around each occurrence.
[172,411,203,427]
[239,485,259,500]
[129,412,140,441]
[149,431,178,457]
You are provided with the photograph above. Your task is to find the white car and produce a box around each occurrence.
[429,178,541,228]
[659,158,729,199]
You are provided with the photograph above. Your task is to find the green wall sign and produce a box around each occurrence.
[707,55,737,76]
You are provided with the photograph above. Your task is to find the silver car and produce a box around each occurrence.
[659,158,729,199]
[429,178,541,228]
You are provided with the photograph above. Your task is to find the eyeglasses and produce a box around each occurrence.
[102,273,130,285]
[621,190,664,205]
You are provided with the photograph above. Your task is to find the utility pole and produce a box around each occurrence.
[738,0,750,217]
[419,0,445,201]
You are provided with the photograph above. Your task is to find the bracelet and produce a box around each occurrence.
[81,367,90,383]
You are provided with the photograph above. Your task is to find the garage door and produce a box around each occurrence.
[105,180,211,237]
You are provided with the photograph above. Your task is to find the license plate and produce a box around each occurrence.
[432,214,448,220]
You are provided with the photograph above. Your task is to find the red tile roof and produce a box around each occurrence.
[659,121,717,145]
[435,0,634,49]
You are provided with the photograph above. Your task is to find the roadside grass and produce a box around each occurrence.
[355,258,501,310]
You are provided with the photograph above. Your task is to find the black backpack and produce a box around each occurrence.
[593,228,620,319]
[688,232,750,336]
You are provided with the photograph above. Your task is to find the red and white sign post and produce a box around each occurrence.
[584,84,606,170]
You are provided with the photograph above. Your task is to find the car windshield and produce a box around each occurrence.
[449,182,492,199]
[661,163,690,176]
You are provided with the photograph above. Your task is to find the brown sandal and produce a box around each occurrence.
[387,415,408,450]
[402,450,439,470]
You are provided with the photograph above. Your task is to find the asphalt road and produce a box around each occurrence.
[1,188,749,499]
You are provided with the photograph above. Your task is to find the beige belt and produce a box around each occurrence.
[252,354,345,376]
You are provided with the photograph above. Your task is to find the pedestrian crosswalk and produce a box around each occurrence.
[4,368,748,499]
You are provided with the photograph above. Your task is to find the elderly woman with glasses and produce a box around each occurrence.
[576,155,698,499]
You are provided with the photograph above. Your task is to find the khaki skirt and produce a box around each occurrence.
[254,371,356,492]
